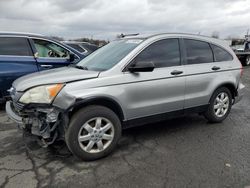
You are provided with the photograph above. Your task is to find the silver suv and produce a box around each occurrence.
[6,33,245,160]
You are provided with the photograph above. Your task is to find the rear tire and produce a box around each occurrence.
[65,105,121,161]
[243,55,250,66]
[245,55,250,66]
[204,87,232,123]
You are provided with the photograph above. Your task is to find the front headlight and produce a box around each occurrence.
[19,84,64,104]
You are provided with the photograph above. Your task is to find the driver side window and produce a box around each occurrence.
[133,38,181,68]
[32,39,70,59]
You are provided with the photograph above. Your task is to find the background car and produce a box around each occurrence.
[63,41,98,56]
[0,32,86,103]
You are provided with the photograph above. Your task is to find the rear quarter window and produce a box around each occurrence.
[0,37,32,56]
[211,44,233,62]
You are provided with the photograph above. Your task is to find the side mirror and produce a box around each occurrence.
[128,61,155,72]
[69,53,76,62]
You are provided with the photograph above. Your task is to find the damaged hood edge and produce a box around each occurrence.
[13,67,100,92]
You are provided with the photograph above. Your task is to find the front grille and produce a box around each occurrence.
[9,87,24,111]
[12,101,24,111]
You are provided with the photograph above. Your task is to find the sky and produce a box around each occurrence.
[0,0,250,40]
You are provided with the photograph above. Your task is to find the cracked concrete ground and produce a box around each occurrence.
[0,68,250,188]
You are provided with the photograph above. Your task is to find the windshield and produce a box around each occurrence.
[77,39,143,71]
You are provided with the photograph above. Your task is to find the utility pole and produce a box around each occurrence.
[246,29,250,41]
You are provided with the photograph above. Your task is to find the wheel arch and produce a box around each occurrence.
[211,82,237,101]
[67,96,125,121]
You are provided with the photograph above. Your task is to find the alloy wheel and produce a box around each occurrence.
[213,92,229,118]
[78,117,114,153]
[246,56,250,66]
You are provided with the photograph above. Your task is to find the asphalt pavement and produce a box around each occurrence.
[0,68,250,188]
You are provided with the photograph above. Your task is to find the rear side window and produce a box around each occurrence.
[0,37,32,56]
[211,44,233,62]
[82,44,98,52]
[184,39,213,64]
[134,38,181,68]
[67,43,86,53]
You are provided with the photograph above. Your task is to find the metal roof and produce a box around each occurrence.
[125,32,214,39]
[0,31,45,37]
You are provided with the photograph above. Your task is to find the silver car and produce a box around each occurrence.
[6,33,245,160]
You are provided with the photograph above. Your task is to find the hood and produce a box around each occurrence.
[13,67,99,91]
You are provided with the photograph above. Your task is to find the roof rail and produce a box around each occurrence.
[118,33,139,38]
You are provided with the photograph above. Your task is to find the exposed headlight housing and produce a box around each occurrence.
[19,84,64,104]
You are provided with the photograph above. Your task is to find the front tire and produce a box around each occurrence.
[65,105,122,161]
[204,87,232,123]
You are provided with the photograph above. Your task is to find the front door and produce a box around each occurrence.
[30,38,72,71]
[121,38,186,120]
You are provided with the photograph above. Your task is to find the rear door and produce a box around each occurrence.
[0,36,38,97]
[182,38,219,108]
[30,38,75,71]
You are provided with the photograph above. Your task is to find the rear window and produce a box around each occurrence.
[211,44,233,62]
[0,37,32,56]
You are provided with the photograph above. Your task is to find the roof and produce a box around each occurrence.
[0,31,45,38]
[0,32,63,44]
[62,41,89,44]
[124,32,220,41]
[122,32,228,47]
[63,41,96,45]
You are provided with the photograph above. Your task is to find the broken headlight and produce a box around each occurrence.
[19,84,63,104]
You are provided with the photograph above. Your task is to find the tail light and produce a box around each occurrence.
[240,62,243,77]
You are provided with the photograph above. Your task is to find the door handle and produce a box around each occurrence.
[40,65,53,68]
[211,66,220,71]
[171,70,183,75]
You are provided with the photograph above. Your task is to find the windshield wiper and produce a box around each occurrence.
[75,65,88,70]
[69,64,88,70]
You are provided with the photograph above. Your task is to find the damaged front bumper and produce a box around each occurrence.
[6,101,68,147]
[6,101,23,125]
